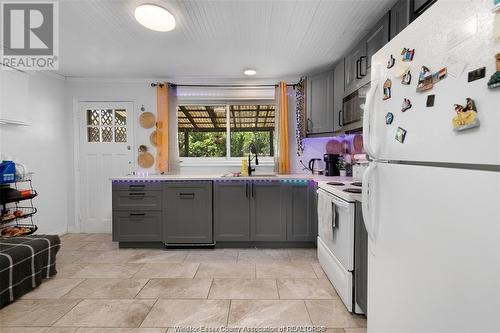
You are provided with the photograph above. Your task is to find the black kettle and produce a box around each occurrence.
[308,158,321,174]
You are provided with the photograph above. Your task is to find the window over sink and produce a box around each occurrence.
[177,102,275,161]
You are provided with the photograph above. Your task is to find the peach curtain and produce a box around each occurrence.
[277,81,290,173]
[156,83,169,173]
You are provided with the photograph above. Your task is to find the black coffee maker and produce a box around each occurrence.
[323,153,340,176]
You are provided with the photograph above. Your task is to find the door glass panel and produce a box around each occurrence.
[87,127,100,142]
[115,109,127,125]
[87,109,100,126]
[115,127,127,142]
[101,109,113,126]
[102,127,113,142]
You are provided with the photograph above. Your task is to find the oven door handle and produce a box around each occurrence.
[331,202,337,230]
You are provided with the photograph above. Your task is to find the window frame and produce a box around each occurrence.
[177,100,276,165]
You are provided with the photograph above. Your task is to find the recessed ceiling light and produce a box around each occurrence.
[135,4,176,32]
[243,69,257,76]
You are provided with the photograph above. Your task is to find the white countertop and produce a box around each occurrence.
[110,173,356,182]
[110,173,363,202]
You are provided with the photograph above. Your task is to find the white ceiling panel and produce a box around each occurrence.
[58,0,397,81]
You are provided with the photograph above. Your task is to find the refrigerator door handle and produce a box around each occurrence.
[362,163,378,245]
[363,64,382,159]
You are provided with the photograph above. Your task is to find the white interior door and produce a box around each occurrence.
[79,102,134,233]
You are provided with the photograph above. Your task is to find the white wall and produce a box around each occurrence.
[0,72,71,235]
[65,80,279,176]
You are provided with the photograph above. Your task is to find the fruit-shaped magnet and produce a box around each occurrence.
[401,70,412,85]
[383,79,392,100]
[385,112,394,125]
[487,53,500,89]
[452,98,480,131]
[401,48,415,61]
[387,55,395,69]
[401,98,412,112]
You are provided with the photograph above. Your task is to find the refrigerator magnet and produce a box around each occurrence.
[383,79,392,100]
[453,98,480,131]
[387,55,395,69]
[385,112,394,125]
[467,67,486,82]
[395,127,407,143]
[401,70,412,85]
[401,48,415,61]
[401,98,412,112]
[417,66,447,92]
[426,95,435,107]
[487,53,500,89]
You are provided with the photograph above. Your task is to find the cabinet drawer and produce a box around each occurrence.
[112,211,162,242]
[112,182,162,192]
[112,191,162,210]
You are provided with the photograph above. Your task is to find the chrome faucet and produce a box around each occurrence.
[248,142,259,176]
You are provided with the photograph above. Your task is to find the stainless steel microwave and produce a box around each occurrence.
[341,82,370,127]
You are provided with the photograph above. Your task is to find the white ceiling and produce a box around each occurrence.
[59,0,396,82]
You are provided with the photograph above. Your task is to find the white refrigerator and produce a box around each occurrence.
[362,1,500,333]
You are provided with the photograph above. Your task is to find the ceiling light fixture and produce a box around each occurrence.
[243,69,257,76]
[135,4,176,32]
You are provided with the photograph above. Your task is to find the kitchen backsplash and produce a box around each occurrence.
[297,134,364,173]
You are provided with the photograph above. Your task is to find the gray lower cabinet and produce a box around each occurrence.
[164,182,213,244]
[112,182,163,242]
[112,211,162,242]
[285,183,314,242]
[250,182,287,241]
[214,182,250,241]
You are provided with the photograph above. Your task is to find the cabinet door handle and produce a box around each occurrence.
[251,183,255,198]
[307,118,313,133]
[129,213,146,216]
[245,183,249,198]
[360,56,367,77]
[129,185,145,190]
[356,59,361,79]
[338,110,343,127]
[129,192,145,196]
[179,193,195,199]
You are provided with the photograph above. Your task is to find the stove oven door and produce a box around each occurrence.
[317,189,355,271]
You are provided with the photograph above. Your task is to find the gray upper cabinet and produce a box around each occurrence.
[306,71,334,134]
[333,60,345,132]
[345,13,389,95]
[214,182,250,242]
[390,0,410,39]
[285,183,314,242]
[365,13,390,78]
[164,182,213,244]
[250,182,287,241]
[344,43,365,94]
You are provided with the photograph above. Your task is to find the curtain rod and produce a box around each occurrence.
[150,83,296,88]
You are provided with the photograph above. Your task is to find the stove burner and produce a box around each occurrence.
[351,182,362,187]
[327,182,345,186]
[343,188,362,194]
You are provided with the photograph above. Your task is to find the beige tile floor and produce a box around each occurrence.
[0,233,367,333]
